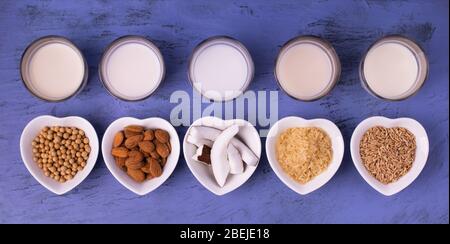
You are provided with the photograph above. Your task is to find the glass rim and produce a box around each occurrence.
[274,35,341,102]
[359,34,429,101]
[20,35,89,102]
[98,35,166,102]
[187,35,255,102]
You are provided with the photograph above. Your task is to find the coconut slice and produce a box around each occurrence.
[187,134,213,148]
[210,125,239,187]
[189,126,259,166]
[228,144,243,174]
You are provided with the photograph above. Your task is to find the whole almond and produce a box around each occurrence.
[142,158,157,174]
[125,159,144,170]
[128,150,144,163]
[130,146,139,152]
[155,129,170,143]
[125,125,144,133]
[115,157,126,171]
[156,141,170,158]
[124,135,144,149]
[141,163,150,174]
[150,151,160,159]
[112,147,129,158]
[124,130,141,138]
[139,141,155,153]
[160,157,167,168]
[113,131,124,147]
[149,157,162,177]
[143,130,154,141]
[127,168,145,182]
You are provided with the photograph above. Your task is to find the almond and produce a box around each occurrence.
[150,151,160,159]
[139,141,155,153]
[125,159,144,170]
[146,173,154,180]
[160,157,167,168]
[155,129,170,143]
[127,168,145,182]
[124,135,144,149]
[112,147,129,158]
[142,158,158,174]
[125,125,144,133]
[127,150,144,163]
[143,130,154,141]
[113,131,124,147]
[124,130,141,138]
[149,157,162,177]
[141,163,150,174]
[155,141,170,158]
[130,146,140,152]
[115,157,127,171]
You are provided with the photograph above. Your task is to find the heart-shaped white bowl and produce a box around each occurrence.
[350,116,429,196]
[20,115,99,195]
[102,117,180,195]
[266,116,344,195]
[183,116,261,195]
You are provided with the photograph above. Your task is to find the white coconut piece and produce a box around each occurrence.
[189,126,259,166]
[187,134,213,148]
[189,126,219,140]
[227,144,243,174]
[210,125,239,187]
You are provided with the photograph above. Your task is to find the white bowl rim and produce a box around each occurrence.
[101,116,180,196]
[265,116,345,195]
[20,115,99,195]
[183,116,261,195]
[350,116,429,196]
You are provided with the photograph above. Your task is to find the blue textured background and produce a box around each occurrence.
[0,0,448,224]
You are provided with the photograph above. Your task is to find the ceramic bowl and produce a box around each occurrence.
[20,115,99,195]
[183,116,261,195]
[266,116,344,195]
[350,116,429,196]
[102,117,180,195]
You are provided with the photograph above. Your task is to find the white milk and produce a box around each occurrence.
[103,41,163,100]
[276,42,335,101]
[190,38,253,102]
[28,43,84,100]
[363,42,418,100]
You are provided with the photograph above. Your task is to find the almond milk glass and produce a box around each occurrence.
[99,36,165,101]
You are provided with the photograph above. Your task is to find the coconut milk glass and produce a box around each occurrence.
[20,36,87,101]
[100,36,165,101]
[361,36,428,100]
[275,36,341,101]
[188,36,254,102]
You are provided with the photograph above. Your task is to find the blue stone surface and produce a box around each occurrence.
[0,0,448,223]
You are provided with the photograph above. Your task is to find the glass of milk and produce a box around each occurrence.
[99,36,165,101]
[275,36,341,101]
[360,35,428,101]
[188,36,254,102]
[20,36,88,102]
